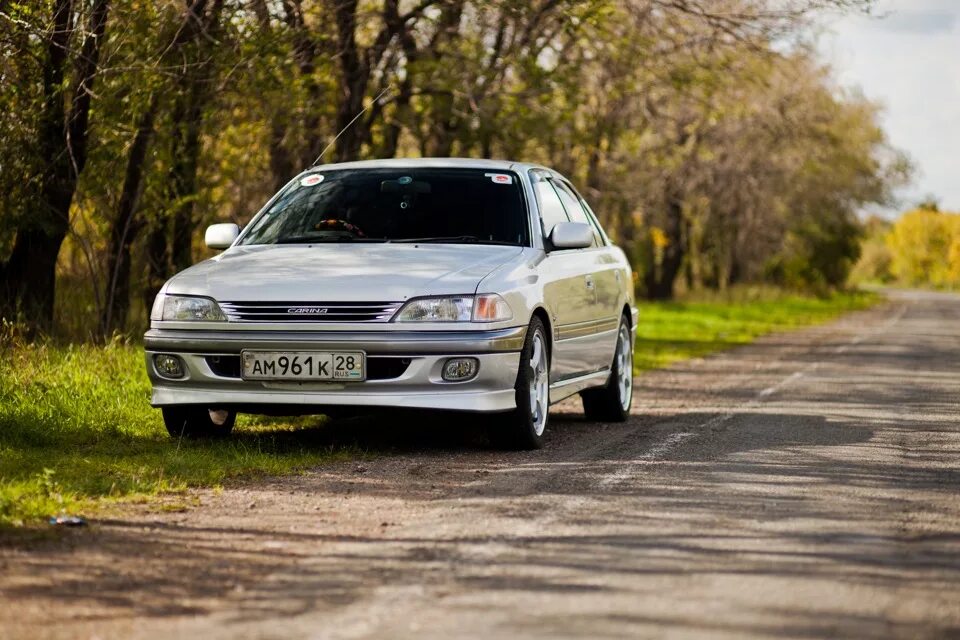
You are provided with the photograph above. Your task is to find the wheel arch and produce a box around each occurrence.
[530,306,553,358]
[621,303,636,336]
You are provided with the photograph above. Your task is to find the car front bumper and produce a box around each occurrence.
[144,326,526,413]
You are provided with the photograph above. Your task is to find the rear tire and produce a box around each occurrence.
[162,406,236,439]
[494,317,550,450]
[581,316,633,423]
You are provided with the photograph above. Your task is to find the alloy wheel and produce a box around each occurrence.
[528,329,549,436]
[617,324,633,411]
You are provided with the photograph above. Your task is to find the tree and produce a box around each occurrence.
[1,0,908,337]
[0,0,109,332]
[142,0,232,313]
[101,1,213,335]
[887,208,960,288]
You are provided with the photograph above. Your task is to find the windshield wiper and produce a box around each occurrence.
[393,235,517,245]
[274,234,386,244]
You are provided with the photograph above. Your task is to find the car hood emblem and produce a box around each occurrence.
[287,307,328,314]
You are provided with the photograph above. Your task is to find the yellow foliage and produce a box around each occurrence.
[949,223,960,283]
[650,227,669,250]
[886,208,960,288]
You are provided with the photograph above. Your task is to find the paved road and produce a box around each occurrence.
[2,290,959,639]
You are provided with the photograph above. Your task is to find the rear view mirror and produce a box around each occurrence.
[549,221,593,250]
[381,179,431,194]
[205,223,240,250]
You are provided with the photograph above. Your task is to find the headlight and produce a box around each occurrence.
[394,296,473,322]
[393,294,512,323]
[151,294,226,321]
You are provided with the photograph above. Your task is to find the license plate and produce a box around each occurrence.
[241,351,365,381]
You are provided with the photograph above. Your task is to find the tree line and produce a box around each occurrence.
[852,205,960,289]
[0,0,908,338]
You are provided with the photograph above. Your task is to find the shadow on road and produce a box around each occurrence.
[8,404,959,639]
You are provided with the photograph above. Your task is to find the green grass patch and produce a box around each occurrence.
[634,287,878,371]
[0,339,356,527]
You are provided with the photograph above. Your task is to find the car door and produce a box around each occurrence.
[531,171,602,382]
[550,178,621,372]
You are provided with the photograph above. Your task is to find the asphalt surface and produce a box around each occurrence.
[2,289,959,639]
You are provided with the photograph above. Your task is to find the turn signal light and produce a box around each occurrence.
[472,294,512,322]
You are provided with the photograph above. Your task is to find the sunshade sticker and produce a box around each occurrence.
[300,174,324,187]
[485,173,513,185]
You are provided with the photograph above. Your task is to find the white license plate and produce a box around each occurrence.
[241,351,365,381]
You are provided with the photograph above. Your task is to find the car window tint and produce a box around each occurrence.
[552,180,601,247]
[241,168,529,246]
[534,179,570,236]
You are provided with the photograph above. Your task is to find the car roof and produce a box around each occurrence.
[307,157,548,174]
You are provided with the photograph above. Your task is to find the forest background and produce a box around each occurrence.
[0,0,920,340]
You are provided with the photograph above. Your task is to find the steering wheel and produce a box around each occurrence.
[314,219,366,237]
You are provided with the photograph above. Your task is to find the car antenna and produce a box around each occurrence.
[310,85,394,168]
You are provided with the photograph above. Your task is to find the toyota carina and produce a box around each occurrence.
[145,158,636,448]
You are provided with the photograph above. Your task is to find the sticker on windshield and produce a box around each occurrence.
[398,176,413,185]
[485,173,513,185]
[300,174,324,187]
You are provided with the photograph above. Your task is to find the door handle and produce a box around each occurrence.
[585,276,595,290]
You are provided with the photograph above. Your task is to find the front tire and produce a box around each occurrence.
[496,316,550,450]
[162,406,236,438]
[581,316,633,422]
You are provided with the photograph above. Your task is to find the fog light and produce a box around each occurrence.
[154,354,185,379]
[442,357,479,381]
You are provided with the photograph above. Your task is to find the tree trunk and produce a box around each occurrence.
[169,0,223,274]
[267,121,296,191]
[426,92,458,157]
[101,96,159,335]
[380,0,415,159]
[292,18,325,166]
[645,193,685,300]
[252,1,297,190]
[142,221,168,316]
[381,83,409,158]
[140,0,221,316]
[333,0,368,162]
[2,230,66,327]
[170,81,205,273]
[254,0,335,178]
[0,0,109,331]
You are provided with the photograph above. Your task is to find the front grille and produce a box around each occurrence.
[204,355,411,381]
[219,301,402,323]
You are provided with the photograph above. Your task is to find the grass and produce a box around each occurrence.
[0,287,879,528]
[633,287,878,371]
[0,338,357,528]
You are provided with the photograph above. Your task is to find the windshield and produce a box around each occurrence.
[240,168,529,246]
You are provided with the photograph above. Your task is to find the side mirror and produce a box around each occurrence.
[549,221,593,250]
[205,223,240,250]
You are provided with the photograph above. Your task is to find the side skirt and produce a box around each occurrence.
[549,368,611,404]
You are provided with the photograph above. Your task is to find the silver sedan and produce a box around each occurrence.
[145,158,636,448]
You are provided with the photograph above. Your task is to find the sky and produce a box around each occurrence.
[818,0,960,213]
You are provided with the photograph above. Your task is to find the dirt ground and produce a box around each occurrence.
[1,289,959,639]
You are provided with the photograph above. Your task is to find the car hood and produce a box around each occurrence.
[165,243,525,302]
